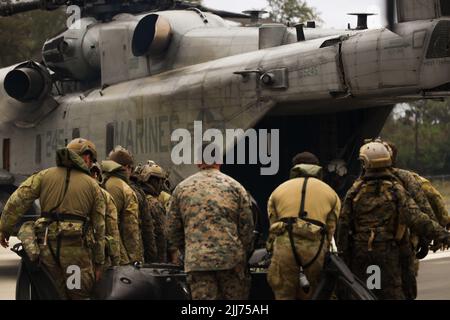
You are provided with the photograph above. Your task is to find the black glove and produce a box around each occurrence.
[416,239,431,259]
[431,233,450,252]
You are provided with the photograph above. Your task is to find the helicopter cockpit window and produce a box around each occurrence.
[106,123,115,155]
[441,0,450,16]
[35,135,42,164]
[72,128,80,139]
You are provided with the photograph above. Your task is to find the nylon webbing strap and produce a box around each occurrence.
[286,177,328,269]
[299,177,309,218]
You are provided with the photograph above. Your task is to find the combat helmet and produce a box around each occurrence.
[140,163,166,182]
[67,138,98,161]
[108,145,134,167]
[359,140,392,169]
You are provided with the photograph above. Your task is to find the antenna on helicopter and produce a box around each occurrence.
[347,13,376,30]
[242,10,268,25]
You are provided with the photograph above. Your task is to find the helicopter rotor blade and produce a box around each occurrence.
[174,1,250,19]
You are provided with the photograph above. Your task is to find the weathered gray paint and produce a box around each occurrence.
[1,6,450,187]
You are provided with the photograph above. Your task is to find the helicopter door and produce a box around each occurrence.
[3,139,10,171]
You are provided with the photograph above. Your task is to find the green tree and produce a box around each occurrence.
[382,99,450,174]
[0,9,66,68]
[266,0,320,24]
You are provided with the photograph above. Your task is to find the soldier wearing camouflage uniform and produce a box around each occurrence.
[140,162,168,263]
[166,150,254,300]
[267,152,341,300]
[337,141,450,300]
[0,139,106,299]
[386,141,449,299]
[102,146,144,264]
[91,163,121,269]
[387,142,449,228]
[129,164,158,263]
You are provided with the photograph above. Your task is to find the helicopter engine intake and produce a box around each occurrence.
[3,61,51,103]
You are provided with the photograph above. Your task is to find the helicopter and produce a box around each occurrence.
[0,0,450,300]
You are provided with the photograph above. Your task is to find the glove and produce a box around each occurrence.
[431,233,450,252]
[416,239,431,259]
[0,231,10,248]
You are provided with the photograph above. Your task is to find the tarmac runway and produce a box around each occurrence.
[0,241,449,300]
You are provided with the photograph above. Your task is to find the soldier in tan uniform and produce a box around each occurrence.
[267,152,341,300]
[167,149,254,300]
[140,162,168,263]
[338,141,450,300]
[101,146,143,264]
[90,163,121,269]
[0,139,106,299]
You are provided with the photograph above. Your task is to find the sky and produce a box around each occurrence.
[203,0,387,29]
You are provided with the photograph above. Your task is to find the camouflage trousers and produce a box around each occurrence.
[187,263,251,300]
[350,241,405,300]
[399,242,418,300]
[38,238,96,300]
[267,235,326,300]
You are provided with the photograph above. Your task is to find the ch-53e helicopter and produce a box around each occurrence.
[1,0,450,300]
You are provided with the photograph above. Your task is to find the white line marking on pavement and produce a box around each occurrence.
[423,250,450,261]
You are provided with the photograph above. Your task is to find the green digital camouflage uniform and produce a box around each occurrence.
[129,179,158,263]
[100,188,121,269]
[102,160,143,264]
[142,183,167,263]
[167,168,254,300]
[337,171,448,300]
[0,149,106,300]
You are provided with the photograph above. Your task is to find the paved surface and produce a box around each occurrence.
[417,252,450,300]
[0,238,20,300]
[0,243,450,300]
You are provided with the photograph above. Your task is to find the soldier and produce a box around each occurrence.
[0,138,106,299]
[140,162,168,263]
[166,146,254,300]
[101,146,143,265]
[337,141,450,300]
[385,141,450,299]
[267,152,341,300]
[129,164,158,263]
[387,142,450,228]
[90,163,121,269]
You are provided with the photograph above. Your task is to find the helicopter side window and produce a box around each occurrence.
[106,123,115,156]
[72,128,80,139]
[441,0,450,16]
[35,135,42,165]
